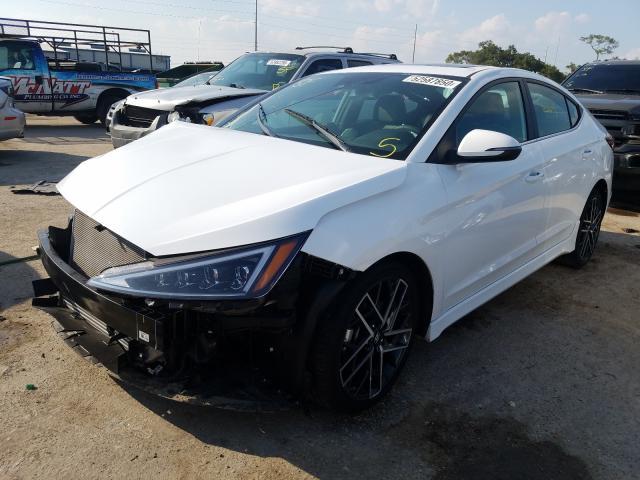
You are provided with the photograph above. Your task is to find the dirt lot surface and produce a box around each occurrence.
[1,117,639,479]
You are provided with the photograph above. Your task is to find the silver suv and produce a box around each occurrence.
[109,47,400,148]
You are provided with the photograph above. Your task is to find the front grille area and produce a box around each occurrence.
[589,109,630,121]
[120,104,164,128]
[70,210,147,278]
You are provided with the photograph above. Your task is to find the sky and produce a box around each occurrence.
[3,0,640,71]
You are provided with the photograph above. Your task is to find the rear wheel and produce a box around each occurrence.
[73,114,98,125]
[311,262,420,412]
[560,187,606,268]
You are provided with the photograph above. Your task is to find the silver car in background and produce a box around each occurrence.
[0,76,25,141]
[109,48,399,148]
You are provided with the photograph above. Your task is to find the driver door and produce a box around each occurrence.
[0,40,52,113]
[435,80,549,309]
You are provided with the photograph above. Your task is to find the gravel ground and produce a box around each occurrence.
[1,116,639,480]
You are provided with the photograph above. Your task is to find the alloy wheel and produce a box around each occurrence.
[577,193,604,261]
[339,277,413,400]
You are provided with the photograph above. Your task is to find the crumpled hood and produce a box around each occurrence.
[574,93,640,116]
[58,123,407,256]
[125,84,265,111]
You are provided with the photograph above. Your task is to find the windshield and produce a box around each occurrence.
[224,72,464,160]
[208,53,304,91]
[564,64,640,94]
[174,71,217,87]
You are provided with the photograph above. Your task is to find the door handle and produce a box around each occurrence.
[583,149,593,154]
[525,171,545,183]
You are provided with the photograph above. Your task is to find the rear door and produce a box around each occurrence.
[0,40,52,113]
[434,80,549,309]
[525,81,595,250]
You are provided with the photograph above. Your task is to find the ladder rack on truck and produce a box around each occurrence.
[0,17,154,71]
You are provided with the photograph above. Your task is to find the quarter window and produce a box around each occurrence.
[567,99,580,127]
[528,82,572,137]
[302,59,343,77]
[456,81,528,143]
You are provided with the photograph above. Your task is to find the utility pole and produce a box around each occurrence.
[412,24,417,63]
[254,0,258,51]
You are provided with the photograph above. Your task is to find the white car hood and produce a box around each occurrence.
[58,123,407,256]
[126,84,265,110]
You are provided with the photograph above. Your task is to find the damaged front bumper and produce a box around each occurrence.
[32,227,349,410]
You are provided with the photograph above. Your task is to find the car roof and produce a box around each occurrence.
[250,50,399,62]
[583,60,640,66]
[315,63,497,78]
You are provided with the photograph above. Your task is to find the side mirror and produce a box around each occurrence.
[456,129,522,162]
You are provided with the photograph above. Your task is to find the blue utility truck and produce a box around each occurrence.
[0,18,158,125]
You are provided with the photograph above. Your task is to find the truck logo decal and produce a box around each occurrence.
[10,76,92,107]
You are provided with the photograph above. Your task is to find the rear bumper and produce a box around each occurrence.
[0,106,26,140]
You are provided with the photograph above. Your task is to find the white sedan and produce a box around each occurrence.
[0,77,25,141]
[34,64,612,412]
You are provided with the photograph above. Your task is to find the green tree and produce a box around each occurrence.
[579,34,619,60]
[446,40,565,82]
[566,62,580,74]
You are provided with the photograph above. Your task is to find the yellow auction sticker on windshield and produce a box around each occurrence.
[403,75,461,89]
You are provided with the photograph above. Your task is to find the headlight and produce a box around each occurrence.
[87,233,308,300]
[201,112,215,126]
[167,111,190,123]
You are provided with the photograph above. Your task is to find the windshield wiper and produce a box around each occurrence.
[603,89,640,95]
[256,103,277,137]
[283,108,350,152]
[229,83,245,89]
[568,87,604,94]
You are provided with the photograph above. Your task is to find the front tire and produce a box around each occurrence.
[97,93,126,127]
[311,262,421,412]
[73,114,98,125]
[560,187,606,268]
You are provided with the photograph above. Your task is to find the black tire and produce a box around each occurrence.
[97,93,126,127]
[311,261,421,412]
[73,114,98,125]
[559,187,606,268]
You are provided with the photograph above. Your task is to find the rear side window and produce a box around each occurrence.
[528,82,571,137]
[456,81,528,143]
[302,58,343,77]
[347,59,372,68]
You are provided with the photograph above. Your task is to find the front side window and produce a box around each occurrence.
[208,53,304,91]
[456,81,527,143]
[0,41,37,71]
[224,72,465,160]
[301,59,343,77]
[528,82,571,137]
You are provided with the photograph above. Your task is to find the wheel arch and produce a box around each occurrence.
[96,87,130,107]
[593,178,609,204]
[368,251,435,336]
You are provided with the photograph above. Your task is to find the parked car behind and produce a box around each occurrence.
[156,62,224,88]
[563,60,640,198]
[34,64,612,412]
[109,48,399,148]
[0,76,25,141]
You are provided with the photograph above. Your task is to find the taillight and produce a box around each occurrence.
[605,134,615,150]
